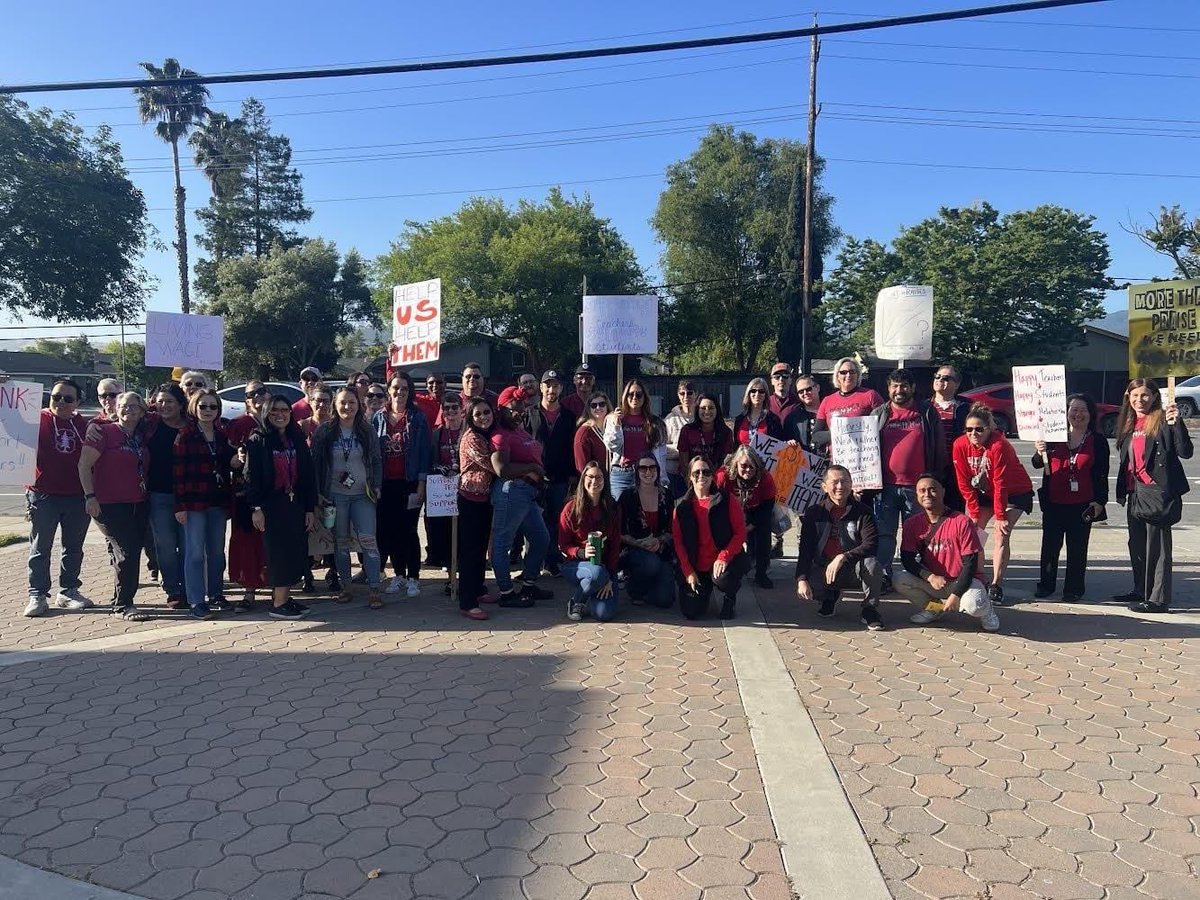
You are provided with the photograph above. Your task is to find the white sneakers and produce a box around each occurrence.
[980,611,1001,632]
[406,579,420,598]
[386,576,406,595]
[23,595,49,617]
[55,589,93,611]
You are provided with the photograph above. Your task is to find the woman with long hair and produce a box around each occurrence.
[716,445,779,589]
[1032,393,1110,603]
[559,461,622,621]
[677,392,735,473]
[457,398,497,620]
[574,391,612,475]
[145,383,188,610]
[603,379,667,501]
[1113,378,1193,613]
[617,453,675,609]
[313,386,384,608]
[365,382,388,420]
[245,395,316,621]
[733,377,785,446]
[373,371,432,597]
[952,402,1034,607]
[672,455,752,620]
[174,389,237,619]
[227,380,270,610]
[426,393,464,571]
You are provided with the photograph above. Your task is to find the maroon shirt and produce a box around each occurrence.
[30,410,90,495]
[85,422,148,504]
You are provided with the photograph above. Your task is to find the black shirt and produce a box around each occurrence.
[147,422,180,494]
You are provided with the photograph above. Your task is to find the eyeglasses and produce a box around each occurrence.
[963,426,987,433]
[197,403,220,412]
[748,388,766,395]
[99,392,119,400]
[771,373,792,379]
[691,469,713,478]
[590,401,608,409]
[355,379,372,386]
[183,381,204,388]
[367,392,386,400]
[50,394,77,403]
[245,387,267,398]
[636,464,658,472]
[463,373,481,381]
[836,370,856,376]
[627,390,644,398]
[934,375,956,382]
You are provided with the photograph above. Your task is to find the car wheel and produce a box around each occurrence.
[992,413,1011,436]
[1178,398,1197,419]
[1100,414,1117,437]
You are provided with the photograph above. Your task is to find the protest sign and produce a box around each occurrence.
[0,380,42,487]
[1127,279,1200,379]
[874,285,933,361]
[582,295,658,355]
[145,311,224,370]
[425,474,459,517]
[391,278,441,366]
[1013,364,1068,442]
[749,432,829,514]
[830,416,882,490]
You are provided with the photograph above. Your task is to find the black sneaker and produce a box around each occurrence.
[719,597,736,620]
[233,599,255,614]
[880,576,894,595]
[497,590,534,609]
[301,576,316,594]
[1111,591,1143,604]
[754,573,774,590]
[545,563,562,578]
[860,606,885,632]
[209,596,232,615]
[1033,585,1054,599]
[1129,600,1169,614]
[770,539,784,560]
[269,600,311,621]
[518,580,553,601]
[190,603,215,620]
[817,598,836,618]
[1061,593,1082,604]
[988,584,1005,607]
[567,601,585,621]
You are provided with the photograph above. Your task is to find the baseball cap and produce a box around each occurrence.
[300,366,322,379]
[541,370,562,384]
[770,362,793,377]
[574,363,594,377]
[497,386,530,408]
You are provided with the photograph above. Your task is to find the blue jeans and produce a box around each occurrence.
[183,508,227,608]
[26,491,90,597]
[623,547,675,608]
[148,491,185,598]
[609,466,636,501]
[874,484,919,576]
[490,479,549,592]
[334,492,381,588]
[562,561,619,621]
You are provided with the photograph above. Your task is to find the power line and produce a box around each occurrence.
[827,34,1200,63]
[822,50,1200,81]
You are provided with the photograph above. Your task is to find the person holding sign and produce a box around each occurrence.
[951,404,1034,608]
[617,453,676,609]
[677,393,734,475]
[558,462,622,622]
[603,379,667,501]
[1031,394,1109,603]
[425,393,464,572]
[716,446,778,589]
[672,456,752,621]
[457,398,498,620]
[734,378,785,447]
[1113,379,1193,613]
[814,358,885,449]
[794,465,885,631]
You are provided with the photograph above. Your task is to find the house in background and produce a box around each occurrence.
[0,351,116,404]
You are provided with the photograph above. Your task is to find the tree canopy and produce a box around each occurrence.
[27,336,97,368]
[101,340,173,394]
[1134,205,1200,279]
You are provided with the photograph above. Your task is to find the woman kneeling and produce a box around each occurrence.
[558,462,622,622]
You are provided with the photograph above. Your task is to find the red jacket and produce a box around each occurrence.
[574,423,608,475]
[715,467,777,511]
[558,500,622,571]
[952,432,1033,521]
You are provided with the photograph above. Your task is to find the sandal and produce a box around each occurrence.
[115,606,149,621]
[335,591,353,604]
[368,593,384,610]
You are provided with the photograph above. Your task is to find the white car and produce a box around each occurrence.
[1160,374,1200,418]
[216,382,305,420]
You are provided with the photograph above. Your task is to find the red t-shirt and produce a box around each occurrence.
[291,397,312,421]
[541,405,561,430]
[901,511,984,582]
[381,413,409,481]
[1129,418,1155,488]
[933,400,958,463]
[414,393,442,429]
[880,405,926,487]
[735,415,771,447]
[30,411,89,495]
[620,414,649,465]
[491,427,543,466]
[561,393,588,421]
[817,388,885,422]
[822,503,848,560]
[1046,434,1096,504]
[85,422,148,504]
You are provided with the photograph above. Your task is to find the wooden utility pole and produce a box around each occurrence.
[800,22,820,376]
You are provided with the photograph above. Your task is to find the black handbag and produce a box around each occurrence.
[1129,482,1182,527]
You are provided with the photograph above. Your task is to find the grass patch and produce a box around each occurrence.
[0,533,28,548]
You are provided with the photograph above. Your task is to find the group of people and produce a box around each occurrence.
[22,356,1192,630]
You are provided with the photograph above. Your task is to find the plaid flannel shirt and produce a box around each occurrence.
[173,422,234,512]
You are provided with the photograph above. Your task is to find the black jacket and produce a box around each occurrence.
[528,404,578,481]
[674,488,734,572]
[1031,429,1110,507]
[1115,418,1194,504]
[619,484,675,541]
[795,498,878,576]
[869,400,948,481]
[733,411,785,442]
[245,426,317,512]
[781,406,819,451]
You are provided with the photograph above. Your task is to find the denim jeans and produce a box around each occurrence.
[609,466,636,501]
[874,484,919,576]
[148,491,185,598]
[561,561,619,621]
[490,479,549,592]
[334,491,381,589]
[182,508,227,608]
[26,491,90,597]
[622,546,675,608]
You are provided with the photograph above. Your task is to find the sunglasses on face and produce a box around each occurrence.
[198,403,219,412]
[442,404,461,411]
[797,386,816,393]
[355,379,372,387]
[749,388,766,395]
[590,401,608,409]
[627,391,644,399]
[246,388,267,398]
[772,373,791,379]
[367,393,386,400]
[50,394,77,403]
[964,426,987,433]
[837,370,856,376]
[99,392,119,400]
[679,390,695,396]
[934,375,955,382]
[691,469,713,478]
[636,464,657,472]
[183,381,204,388]
[463,373,481,381]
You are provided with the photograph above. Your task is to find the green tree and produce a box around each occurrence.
[1133,205,1200,278]
[652,125,836,373]
[1,97,150,322]
[101,340,172,394]
[201,240,376,379]
[820,203,1114,381]
[134,58,209,313]
[27,336,96,367]
[375,188,645,373]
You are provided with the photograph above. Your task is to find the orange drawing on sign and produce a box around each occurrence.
[773,444,808,505]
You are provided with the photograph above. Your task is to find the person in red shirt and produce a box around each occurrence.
[291,366,322,420]
[676,393,734,475]
[559,461,622,622]
[672,455,751,620]
[603,378,667,501]
[715,446,778,589]
[814,357,885,450]
[23,378,92,617]
[425,392,464,570]
[94,378,122,423]
[413,373,445,429]
[951,403,1034,608]
[733,377,785,447]
[573,392,612,475]
[767,362,800,420]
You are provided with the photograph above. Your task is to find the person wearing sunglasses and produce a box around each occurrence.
[298,383,335,444]
[143,383,188,611]
[663,380,698,496]
[677,393,734,475]
[617,454,676,609]
[734,377,785,447]
[365,386,387,417]
[716,445,779,590]
[560,363,597,421]
[814,358,885,451]
[457,397,499,619]
[558,462,622,622]
[95,378,123,422]
[425,393,465,572]
[347,371,373,402]
[673,456,752,620]
[603,378,666,501]
[951,404,1034,608]
[767,363,800,420]
[23,379,92,618]
[414,373,447,429]
[782,374,821,450]
[226,381,271,610]
[459,362,498,408]
[930,366,970,511]
[291,366,322,421]
[527,370,576,577]
[179,371,210,400]
[574,392,612,475]
[173,389,238,619]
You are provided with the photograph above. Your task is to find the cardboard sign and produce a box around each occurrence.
[750,432,829,514]
[874,285,933,361]
[1013,364,1068,442]
[0,380,42,486]
[830,416,882,490]
[308,519,361,557]
[1127,279,1200,378]
[582,295,658,355]
[425,474,459,517]
[145,311,224,370]
[391,278,442,366]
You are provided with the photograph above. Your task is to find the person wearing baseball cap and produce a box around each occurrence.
[768,363,800,420]
[292,366,322,420]
[526,370,575,576]
[562,363,597,421]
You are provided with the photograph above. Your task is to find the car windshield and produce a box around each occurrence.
[1178,375,1200,388]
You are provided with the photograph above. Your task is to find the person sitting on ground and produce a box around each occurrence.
[672,455,751,621]
[617,453,676,609]
[558,461,622,622]
[715,445,778,590]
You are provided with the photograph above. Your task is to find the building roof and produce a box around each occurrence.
[0,350,91,376]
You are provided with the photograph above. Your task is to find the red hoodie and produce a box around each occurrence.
[952,432,1033,521]
[558,500,622,571]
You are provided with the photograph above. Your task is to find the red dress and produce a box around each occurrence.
[226,415,267,590]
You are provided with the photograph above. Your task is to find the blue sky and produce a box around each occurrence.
[3,0,1195,347]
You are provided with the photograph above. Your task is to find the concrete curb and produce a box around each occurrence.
[0,856,143,900]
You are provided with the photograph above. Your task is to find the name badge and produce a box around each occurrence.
[339,472,356,489]
[1068,478,1079,493]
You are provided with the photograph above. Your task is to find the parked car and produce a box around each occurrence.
[216,382,305,420]
[1161,374,1200,418]
[960,383,1121,438]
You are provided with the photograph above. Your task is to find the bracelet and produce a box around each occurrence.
[84,493,96,500]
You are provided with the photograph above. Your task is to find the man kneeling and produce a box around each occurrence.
[895,473,1001,632]
[795,466,885,631]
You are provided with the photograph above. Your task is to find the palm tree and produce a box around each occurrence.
[134,59,209,313]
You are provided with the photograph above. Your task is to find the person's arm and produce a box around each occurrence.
[78,445,101,518]
[672,508,695,579]
[953,442,980,521]
[413,414,433,486]
[652,442,668,485]
[899,549,923,578]
[945,553,980,596]
[716,496,747,564]
[766,413,786,440]
[573,426,590,474]
[926,407,948,475]
[601,413,623,455]
[558,505,587,560]
[990,443,1012,520]
[172,431,193,517]
[1174,417,1194,459]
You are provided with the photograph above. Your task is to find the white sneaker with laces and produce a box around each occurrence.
[980,611,1001,632]
[406,578,420,598]
[386,576,406,595]
[909,609,941,625]
[23,595,50,617]
[55,589,93,611]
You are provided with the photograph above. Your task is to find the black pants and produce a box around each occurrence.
[457,497,493,610]
[1127,501,1173,609]
[1038,501,1092,597]
[94,502,149,609]
[425,513,452,568]
[802,556,883,606]
[678,551,751,619]
[942,467,965,513]
[745,502,773,577]
[379,479,422,579]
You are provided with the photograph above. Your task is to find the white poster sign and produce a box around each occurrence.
[391,278,442,366]
[145,311,224,370]
[425,474,459,518]
[830,416,883,491]
[874,285,933,361]
[750,432,829,514]
[1013,364,1068,442]
[0,380,43,486]
[582,295,658,355]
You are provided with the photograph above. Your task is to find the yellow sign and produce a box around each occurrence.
[1128,279,1200,378]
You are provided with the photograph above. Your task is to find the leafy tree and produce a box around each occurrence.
[27,336,96,367]
[134,58,209,313]
[820,203,1114,381]
[201,241,376,380]
[1133,205,1200,278]
[375,188,645,373]
[651,125,836,373]
[0,97,151,322]
[101,340,173,394]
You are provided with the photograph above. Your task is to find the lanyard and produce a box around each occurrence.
[338,429,356,463]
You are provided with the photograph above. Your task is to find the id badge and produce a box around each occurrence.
[1068,478,1079,493]
[339,472,356,489]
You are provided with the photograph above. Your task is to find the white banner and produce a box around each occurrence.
[145,311,224,370]
[1013,364,1068,442]
[874,285,933,361]
[391,278,441,366]
[830,416,883,491]
[425,474,459,517]
[0,380,43,486]
[749,432,829,514]
[582,295,658,355]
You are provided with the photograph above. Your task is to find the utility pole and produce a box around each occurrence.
[800,20,820,376]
